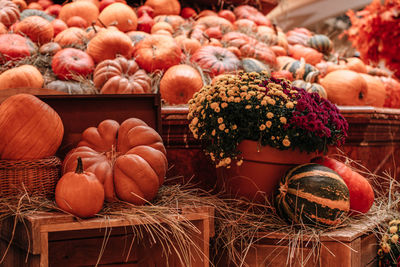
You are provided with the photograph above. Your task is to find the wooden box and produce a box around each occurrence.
[221,217,382,267]
[0,206,214,267]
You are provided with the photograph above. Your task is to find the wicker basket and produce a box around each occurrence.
[0,156,62,199]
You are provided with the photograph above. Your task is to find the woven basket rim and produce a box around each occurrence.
[0,156,62,168]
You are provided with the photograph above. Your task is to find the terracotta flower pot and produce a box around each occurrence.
[216,140,318,202]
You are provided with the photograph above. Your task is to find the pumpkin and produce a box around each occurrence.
[0,22,7,34]
[344,57,367,73]
[59,1,99,26]
[51,19,68,37]
[281,59,318,81]
[270,45,287,57]
[13,0,27,11]
[180,6,196,19]
[126,30,149,46]
[0,93,64,160]
[136,5,154,17]
[55,157,105,218]
[191,46,241,77]
[286,27,312,46]
[195,16,233,32]
[52,48,95,81]
[241,57,271,75]
[0,65,43,90]
[0,34,36,63]
[87,28,133,63]
[160,64,203,105]
[234,19,257,32]
[45,80,97,94]
[66,15,88,28]
[154,15,184,30]
[320,70,368,106]
[15,15,54,44]
[144,0,180,16]
[54,27,89,47]
[359,73,386,107]
[312,157,374,215]
[291,80,328,99]
[39,42,61,55]
[218,9,236,24]
[151,21,173,34]
[134,34,181,73]
[0,0,20,27]
[93,56,151,94]
[20,8,54,21]
[44,4,61,17]
[289,44,323,66]
[37,0,52,10]
[222,31,277,67]
[315,60,346,77]
[174,35,201,55]
[233,4,271,26]
[97,3,137,32]
[27,2,42,10]
[137,11,154,33]
[307,34,333,54]
[62,118,167,204]
[256,26,288,50]
[381,77,400,108]
[276,163,350,228]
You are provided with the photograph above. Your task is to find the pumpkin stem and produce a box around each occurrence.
[75,157,84,174]
[97,18,107,28]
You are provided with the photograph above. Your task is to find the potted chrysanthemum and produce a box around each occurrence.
[187,71,348,201]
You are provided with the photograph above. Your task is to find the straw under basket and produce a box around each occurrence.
[0,156,62,199]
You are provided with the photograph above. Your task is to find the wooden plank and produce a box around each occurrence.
[39,232,48,267]
[0,238,40,267]
[361,233,379,267]
[319,237,361,267]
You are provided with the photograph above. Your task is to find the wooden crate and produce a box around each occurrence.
[221,216,382,267]
[0,206,214,267]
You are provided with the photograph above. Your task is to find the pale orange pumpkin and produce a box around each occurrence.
[97,3,137,32]
[144,0,180,16]
[151,21,173,34]
[174,35,201,55]
[59,1,99,26]
[153,15,184,30]
[54,27,89,47]
[360,73,386,107]
[289,44,323,66]
[0,93,64,160]
[66,15,88,28]
[15,15,54,44]
[344,57,367,73]
[160,64,203,105]
[0,64,44,90]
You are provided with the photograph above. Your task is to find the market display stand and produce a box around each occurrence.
[0,206,214,267]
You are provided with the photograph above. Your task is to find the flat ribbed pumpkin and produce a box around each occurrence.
[0,93,64,160]
[62,118,167,204]
[276,163,350,228]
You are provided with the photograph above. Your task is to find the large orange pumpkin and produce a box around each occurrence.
[93,56,151,94]
[97,3,137,32]
[0,93,64,160]
[0,64,44,90]
[62,118,167,204]
[58,1,99,26]
[144,0,180,16]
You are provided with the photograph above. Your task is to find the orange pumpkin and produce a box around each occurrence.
[55,157,105,218]
[153,15,184,30]
[62,118,167,204]
[360,73,386,107]
[0,34,36,63]
[51,18,68,37]
[0,0,20,27]
[15,15,53,44]
[195,16,233,32]
[12,0,27,11]
[0,22,7,34]
[97,3,137,32]
[233,5,271,26]
[289,44,323,66]
[144,0,180,16]
[66,15,88,28]
[0,64,43,90]
[86,28,133,63]
[151,21,173,34]
[54,27,89,47]
[381,77,400,108]
[134,34,181,73]
[39,42,61,55]
[59,1,99,26]
[174,35,201,55]
[344,57,367,73]
[93,56,151,94]
[0,93,64,160]
[160,64,203,105]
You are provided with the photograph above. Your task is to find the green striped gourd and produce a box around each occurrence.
[241,58,271,75]
[292,80,328,99]
[307,34,333,54]
[281,59,318,81]
[276,163,350,228]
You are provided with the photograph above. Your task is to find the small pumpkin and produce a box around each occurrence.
[51,19,68,37]
[281,59,318,81]
[191,46,241,77]
[55,157,105,218]
[291,80,328,99]
[137,11,154,33]
[62,118,167,204]
[97,3,137,32]
[195,15,233,32]
[217,9,236,24]
[59,1,99,26]
[151,21,173,34]
[87,28,133,63]
[153,15,184,30]
[66,15,88,28]
[39,42,62,55]
[52,48,95,81]
[289,44,323,66]
[276,163,350,228]
[15,15,54,44]
[344,57,367,73]
[93,56,151,94]
[233,4,271,26]
[54,27,89,47]
[0,64,44,90]
[144,0,180,16]
[0,0,20,27]
[159,64,203,105]
[307,34,333,54]
[0,33,36,63]
[12,0,27,12]
[174,35,201,55]
[241,57,271,75]
[0,93,64,160]
[134,34,181,73]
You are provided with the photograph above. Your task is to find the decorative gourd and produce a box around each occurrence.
[191,46,241,77]
[62,118,168,204]
[276,163,350,228]
[360,73,386,107]
[291,80,328,99]
[281,59,318,81]
[241,58,271,75]
[320,70,368,106]
[0,93,64,160]
[20,8,54,21]
[93,56,151,94]
[54,27,89,47]
[289,44,323,66]
[59,1,99,26]
[134,34,181,73]
[15,15,54,44]
[312,157,374,215]
[144,0,180,16]
[0,65,44,90]
[222,31,277,67]
[97,3,137,32]
[45,80,97,94]
[0,34,36,63]
[159,64,203,105]
[307,34,333,54]
[87,28,133,63]
[0,0,20,27]
[52,48,95,81]
[233,4,271,26]
[55,157,105,218]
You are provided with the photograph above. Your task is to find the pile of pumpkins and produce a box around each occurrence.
[0,93,168,218]
[0,0,399,108]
